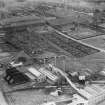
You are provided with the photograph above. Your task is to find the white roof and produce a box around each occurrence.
[25,72,36,80]
[10,62,23,67]
[91,84,104,93]
[39,68,58,81]
[84,86,98,96]
[79,89,92,99]
[27,67,41,77]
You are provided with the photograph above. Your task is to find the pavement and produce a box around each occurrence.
[0,90,8,105]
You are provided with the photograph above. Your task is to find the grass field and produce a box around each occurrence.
[53,23,103,40]
[82,35,105,50]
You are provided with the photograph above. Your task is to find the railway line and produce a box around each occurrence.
[48,25,105,53]
[0,6,105,58]
[41,29,100,58]
[52,66,88,100]
[1,23,102,58]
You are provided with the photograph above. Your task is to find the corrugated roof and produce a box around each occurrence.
[84,86,98,96]
[91,84,104,93]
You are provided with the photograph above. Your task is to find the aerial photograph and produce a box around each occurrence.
[1,0,105,105]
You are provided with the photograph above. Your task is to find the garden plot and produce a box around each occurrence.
[55,24,103,40]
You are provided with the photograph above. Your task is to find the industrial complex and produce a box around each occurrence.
[0,0,105,105]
